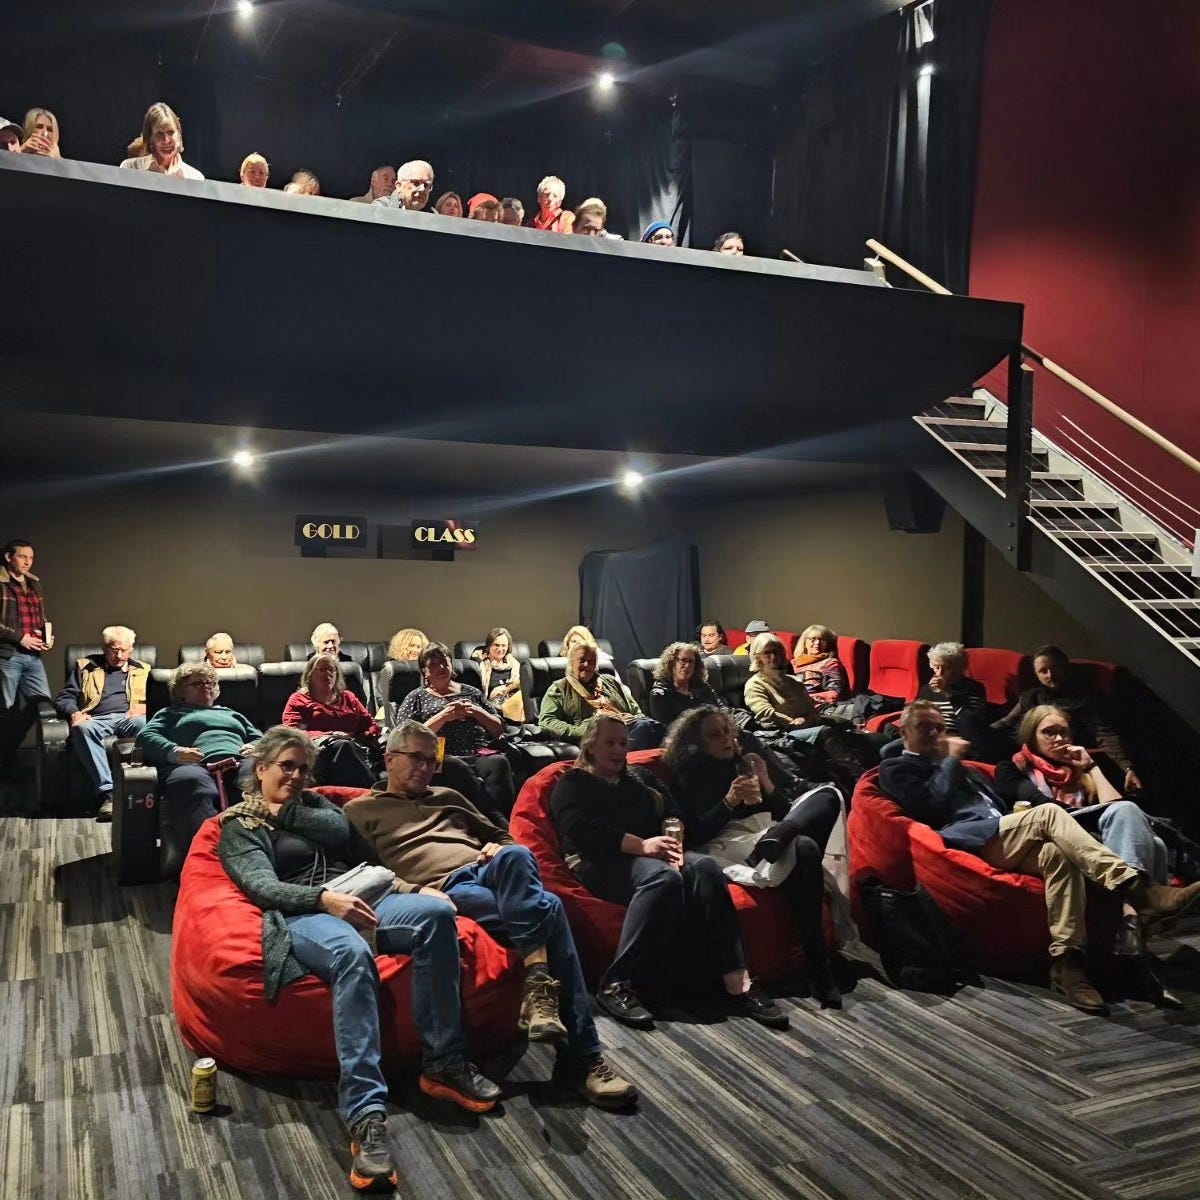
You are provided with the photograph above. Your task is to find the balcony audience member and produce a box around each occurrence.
[282,653,380,788]
[499,197,524,227]
[135,662,262,866]
[468,193,502,222]
[917,642,995,760]
[22,108,60,156]
[879,700,1200,1013]
[993,645,1141,792]
[434,191,463,217]
[204,632,238,669]
[53,626,148,822]
[239,152,269,188]
[551,714,787,1030]
[285,169,320,195]
[217,726,495,1190]
[540,641,660,750]
[0,538,52,776]
[376,159,434,211]
[387,627,429,662]
[347,719,637,1110]
[647,642,722,727]
[573,198,621,239]
[697,620,732,657]
[470,627,527,723]
[120,102,204,180]
[0,119,23,151]
[662,706,842,1007]
[530,175,574,234]
[395,642,514,817]
[560,624,599,659]
[350,164,396,204]
[733,618,771,656]
[641,221,677,247]
[713,231,744,255]
[792,624,849,706]
[310,622,353,662]
[994,703,1168,955]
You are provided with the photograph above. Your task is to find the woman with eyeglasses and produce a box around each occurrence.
[282,653,380,787]
[216,725,480,1192]
[135,662,262,869]
[994,703,1168,954]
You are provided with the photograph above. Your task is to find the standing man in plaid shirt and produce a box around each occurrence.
[0,539,53,775]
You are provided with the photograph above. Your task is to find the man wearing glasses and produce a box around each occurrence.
[374,159,434,212]
[879,700,1200,1013]
[345,720,637,1110]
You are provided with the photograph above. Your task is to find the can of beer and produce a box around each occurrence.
[662,817,684,842]
[1012,800,1032,812]
[191,1058,218,1113]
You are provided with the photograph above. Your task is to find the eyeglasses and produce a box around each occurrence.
[389,749,439,768]
[1039,725,1071,740]
[273,759,312,777]
[913,720,947,734]
[402,178,433,190]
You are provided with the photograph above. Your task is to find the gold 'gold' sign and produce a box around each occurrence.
[294,516,368,547]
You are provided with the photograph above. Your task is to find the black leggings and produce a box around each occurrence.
[766,785,841,952]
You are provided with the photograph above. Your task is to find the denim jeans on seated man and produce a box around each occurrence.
[285,891,466,1128]
[71,714,146,800]
[442,844,601,1061]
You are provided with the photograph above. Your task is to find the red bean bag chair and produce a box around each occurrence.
[509,749,827,984]
[847,768,918,928]
[171,787,524,1077]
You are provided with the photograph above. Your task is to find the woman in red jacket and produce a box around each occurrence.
[282,654,380,787]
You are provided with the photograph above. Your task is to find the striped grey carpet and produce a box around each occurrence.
[2,811,1200,1200]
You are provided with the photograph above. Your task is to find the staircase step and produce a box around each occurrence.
[1055,531,1160,563]
[1030,500,1122,531]
[1099,564,1198,601]
[924,421,1008,446]
[960,446,1050,471]
[928,397,988,419]
[1174,639,1200,651]
[1138,607,1200,639]
[980,471,1087,501]
[1133,599,1200,609]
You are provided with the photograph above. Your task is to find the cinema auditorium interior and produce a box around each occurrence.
[4,1,1200,1197]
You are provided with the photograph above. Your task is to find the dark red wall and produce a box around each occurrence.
[971,0,1200,534]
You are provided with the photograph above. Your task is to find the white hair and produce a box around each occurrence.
[537,175,565,198]
[386,720,437,752]
[928,641,967,666]
[205,631,233,651]
[102,625,136,646]
[397,159,433,179]
[310,622,340,648]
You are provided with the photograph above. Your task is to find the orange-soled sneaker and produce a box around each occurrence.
[418,1058,502,1114]
[348,1111,398,1193]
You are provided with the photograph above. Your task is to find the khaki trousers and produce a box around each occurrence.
[979,804,1138,956]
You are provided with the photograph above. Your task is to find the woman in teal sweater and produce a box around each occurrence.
[135,661,262,870]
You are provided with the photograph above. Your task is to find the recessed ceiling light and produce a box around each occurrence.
[237,0,254,17]
[231,449,256,469]
[619,468,644,490]
[596,71,616,91]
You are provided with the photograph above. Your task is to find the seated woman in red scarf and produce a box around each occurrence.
[791,624,849,708]
[993,703,1168,954]
[282,653,380,787]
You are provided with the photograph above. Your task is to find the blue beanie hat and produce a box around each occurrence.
[641,220,675,243]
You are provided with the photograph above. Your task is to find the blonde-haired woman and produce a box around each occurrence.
[792,624,849,707]
[22,108,60,157]
[135,662,261,868]
[120,102,204,179]
[239,151,269,187]
[387,627,428,662]
[282,653,380,787]
[560,624,597,658]
[539,641,659,749]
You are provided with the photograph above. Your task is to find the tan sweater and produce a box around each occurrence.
[344,786,512,892]
[744,670,819,730]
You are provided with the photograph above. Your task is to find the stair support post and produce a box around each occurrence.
[1004,351,1034,571]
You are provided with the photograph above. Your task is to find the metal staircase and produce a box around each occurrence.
[918,389,1200,663]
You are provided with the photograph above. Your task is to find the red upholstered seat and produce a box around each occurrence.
[773,631,799,658]
[964,647,1033,708]
[867,639,930,703]
[836,635,870,696]
[848,763,1091,973]
[508,749,818,983]
[726,628,748,651]
[171,789,524,1077]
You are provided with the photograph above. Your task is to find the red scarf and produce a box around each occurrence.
[1011,747,1088,808]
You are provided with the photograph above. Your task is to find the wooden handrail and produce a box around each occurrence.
[865,237,1200,479]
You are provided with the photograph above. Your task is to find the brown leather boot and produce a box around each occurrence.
[1049,950,1107,1014]
[1125,878,1200,930]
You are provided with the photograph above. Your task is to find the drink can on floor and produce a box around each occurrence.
[191,1057,218,1113]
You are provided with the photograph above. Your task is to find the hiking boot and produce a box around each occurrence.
[1049,951,1107,1015]
[95,794,113,824]
[348,1111,397,1193]
[419,1059,502,1113]
[553,1054,639,1111]
[1126,877,1200,930]
[727,984,790,1030]
[518,969,568,1044]
[595,980,655,1030]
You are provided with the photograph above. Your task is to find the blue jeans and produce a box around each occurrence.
[0,651,50,708]
[626,718,663,751]
[69,714,145,798]
[286,892,464,1126]
[1097,800,1168,883]
[444,844,601,1060]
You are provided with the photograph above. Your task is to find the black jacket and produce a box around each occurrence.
[878,751,1009,852]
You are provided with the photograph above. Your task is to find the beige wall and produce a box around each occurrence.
[4,477,1120,691]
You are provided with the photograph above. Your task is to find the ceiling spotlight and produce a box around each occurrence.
[596,71,616,92]
[619,468,644,490]
[918,63,934,78]
[236,0,254,16]
[231,449,256,469]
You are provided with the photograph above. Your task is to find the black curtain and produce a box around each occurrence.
[769,0,991,291]
[579,539,701,668]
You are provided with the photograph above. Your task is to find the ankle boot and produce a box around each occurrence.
[1125,877,1200,930]
[747,820,802,867]
[1049,949,1107,1014]
[802,938,842,1010]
